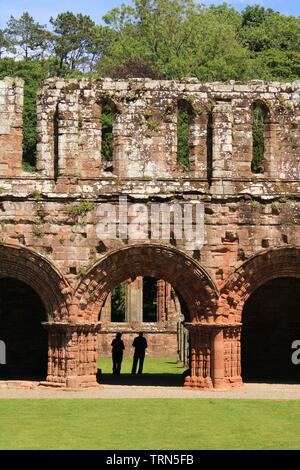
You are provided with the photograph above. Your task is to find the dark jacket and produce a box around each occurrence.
[111,338,125,355]
[132,336,148,355]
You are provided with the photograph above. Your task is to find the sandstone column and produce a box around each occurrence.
[157,279,166,322]
[212,100,233,179]
[184,324,213,389]
[43,322,101,389]
[223,325,243,388]
[125,277,143,323]
[211,327,225,389]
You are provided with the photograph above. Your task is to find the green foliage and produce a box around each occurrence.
[177,108,190,170]
[99,1,251,81]
[101,104,114,162]
[252,104,265,173]
[0,58,52,167]
[111,282,126,322]
[239,6,300,80]
[5,12,50,60]
[67,201,94,217]
[31,189,41,201]
[50,12,98,73]
[0,29,13,58]
[23,161,36,173]
[251,200,261,210]
[146,119,160,132]
[78,265,88,277]
[32,224,44,238]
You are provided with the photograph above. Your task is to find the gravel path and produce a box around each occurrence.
[1,382,300,400]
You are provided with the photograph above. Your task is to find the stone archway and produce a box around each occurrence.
[221,247,300,322]
[220,247,300,385]
[0,244,71,321]
[74,244,224,389]
[75,244,218,323]
[0,244,72,384]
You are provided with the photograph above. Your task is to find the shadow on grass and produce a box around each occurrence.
[97,373,187,387]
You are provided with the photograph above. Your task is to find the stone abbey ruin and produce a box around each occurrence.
[0,76,300,389]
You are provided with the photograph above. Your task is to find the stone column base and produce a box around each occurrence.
[184,376,213,389]
[225,376,244,389]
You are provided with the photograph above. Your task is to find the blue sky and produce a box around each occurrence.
[0,0,299,28]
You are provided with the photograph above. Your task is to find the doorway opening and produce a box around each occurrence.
[241,277,300,382]
[0,278,48,380]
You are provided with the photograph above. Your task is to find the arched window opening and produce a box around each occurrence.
[207,110,213,184]
[177,100,193,171]
[53,105,59,180]
[143,276,158,322]
[101,99,117,169]
[252,101,268,174]
[22,90,37,173]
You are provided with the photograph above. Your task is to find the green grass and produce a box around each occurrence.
[0,399,300,449]
[97,357,186,375]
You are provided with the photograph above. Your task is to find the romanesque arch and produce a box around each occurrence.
[220,247,300,383]
[73,244,223,389]
[75,243,219,323]
[0,244,71,321]
[0,244,72,381]
[220,246,300,322]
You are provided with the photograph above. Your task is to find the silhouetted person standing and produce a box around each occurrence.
[111,332,125,375]
[132,332,148,375]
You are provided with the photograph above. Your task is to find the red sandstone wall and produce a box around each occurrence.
[98,331,178,359]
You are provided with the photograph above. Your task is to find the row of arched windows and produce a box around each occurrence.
[52,99,269,179]
[176,99,269,176]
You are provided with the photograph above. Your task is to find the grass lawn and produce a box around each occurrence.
[96,357,187,386]
[0,399,300,450]
[97,357,186,375]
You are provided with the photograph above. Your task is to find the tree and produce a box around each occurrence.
[109,58,164,79]
[98,0,251,81]
[5,12,50,60]
[0,29,13,58]
[50,12,97,72]
[85,25,114,71]
[242,5,271,28]
[239,6,300,80]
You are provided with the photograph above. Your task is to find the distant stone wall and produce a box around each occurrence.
[98,331,178,359]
